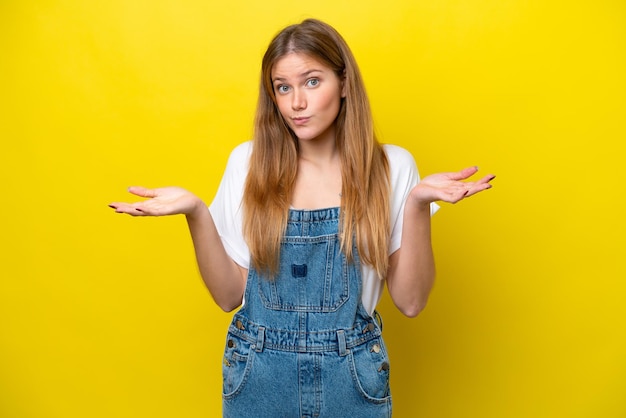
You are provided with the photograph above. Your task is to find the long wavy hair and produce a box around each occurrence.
[243,18,390,279]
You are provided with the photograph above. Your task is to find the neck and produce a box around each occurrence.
[297,130,338,164]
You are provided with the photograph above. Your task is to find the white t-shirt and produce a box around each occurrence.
[209,141,438,315]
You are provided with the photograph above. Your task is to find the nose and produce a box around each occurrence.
[291,88,306,111]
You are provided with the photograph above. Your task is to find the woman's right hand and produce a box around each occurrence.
[108,186,204,217]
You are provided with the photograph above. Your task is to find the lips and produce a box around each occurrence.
[291,116,310,126]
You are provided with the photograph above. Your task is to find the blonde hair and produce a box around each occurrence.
[243,19,390,279]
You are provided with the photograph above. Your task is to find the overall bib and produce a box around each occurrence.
[222,208,392,418]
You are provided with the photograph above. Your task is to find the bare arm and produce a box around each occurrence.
[386,200,435,318]
[386,167,495,317]
[109,186,246,311]
[185,201,247,311]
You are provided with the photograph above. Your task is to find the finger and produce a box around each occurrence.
[464,181,494,197]
[446,166,479,181]
[475,174,496,185]
[108,202,128,212]
[450,190,470,204]
[108,203,147,216]
[127,186,157,198]
[434,188,469,204]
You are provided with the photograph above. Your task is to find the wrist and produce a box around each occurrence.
[408,199,432,213]
[407,187,433,211]
[186,197,208,220]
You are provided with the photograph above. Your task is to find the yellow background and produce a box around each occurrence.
[1,1,624,417]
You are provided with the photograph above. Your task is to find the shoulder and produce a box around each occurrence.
[227,140,253,165]
[382,143,414,162]
[382,144,419,182]
[221,141,253,178]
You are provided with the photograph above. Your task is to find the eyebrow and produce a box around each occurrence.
[272,69,324,83]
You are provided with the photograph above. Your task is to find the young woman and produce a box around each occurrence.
[109,18,494,418]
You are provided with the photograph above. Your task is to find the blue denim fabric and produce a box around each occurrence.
[222,208,392,417]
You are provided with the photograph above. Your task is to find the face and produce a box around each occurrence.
[271,53,345,144]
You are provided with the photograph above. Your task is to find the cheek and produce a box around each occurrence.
[321,92,341,116]
[275,98,291,118]
[320,87,342,108]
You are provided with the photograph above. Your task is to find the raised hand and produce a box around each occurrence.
[108,186,205,217]
[411,166,495,205]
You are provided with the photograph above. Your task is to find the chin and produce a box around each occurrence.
[292,130,318,141]
[295,130,332,143]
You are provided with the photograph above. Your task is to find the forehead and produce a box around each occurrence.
[271,52,333,79]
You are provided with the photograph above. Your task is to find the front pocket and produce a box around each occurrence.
[258,234,349,312]
[222,332,254,399]
[348,338,391,402]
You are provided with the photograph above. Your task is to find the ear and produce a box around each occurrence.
[341,69,347,98]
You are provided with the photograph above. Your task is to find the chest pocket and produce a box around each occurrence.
[257,234,349,312]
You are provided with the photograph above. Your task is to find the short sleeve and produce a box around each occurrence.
[385,144,439,256]
[208,141,252,269]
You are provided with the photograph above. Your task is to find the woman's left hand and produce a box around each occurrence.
[410,166,495,205]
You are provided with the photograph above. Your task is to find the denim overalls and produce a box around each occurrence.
[222,208,392,417]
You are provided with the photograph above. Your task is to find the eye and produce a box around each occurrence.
[275,84,290,94]
[305,78,320,88]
